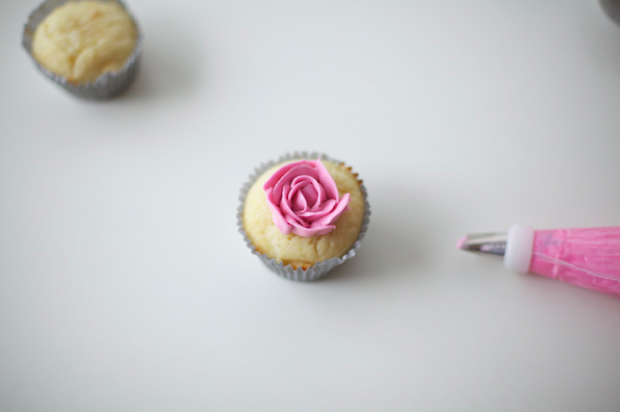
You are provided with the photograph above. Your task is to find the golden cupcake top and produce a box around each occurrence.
[243,159,365,269]
[32,1,138,83]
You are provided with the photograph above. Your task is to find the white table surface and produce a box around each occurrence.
[2,0,620,411]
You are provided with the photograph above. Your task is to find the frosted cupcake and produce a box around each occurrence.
[23,0,142,98]
[239,152,370,281]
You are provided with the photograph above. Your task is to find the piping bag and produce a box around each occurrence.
[457,225,620,297]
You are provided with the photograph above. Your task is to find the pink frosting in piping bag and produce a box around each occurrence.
[264,159,351,237]
[529,227,620,297]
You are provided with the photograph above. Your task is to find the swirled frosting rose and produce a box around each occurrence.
[263,159,351,237]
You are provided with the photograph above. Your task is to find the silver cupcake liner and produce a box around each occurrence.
[22,0,143,99]
[238,151,371,282]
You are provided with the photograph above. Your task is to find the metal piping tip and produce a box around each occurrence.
[456,232,508,256]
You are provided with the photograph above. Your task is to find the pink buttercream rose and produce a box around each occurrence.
[263,159,351,237]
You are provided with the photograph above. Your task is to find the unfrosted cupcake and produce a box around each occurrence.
[239,152,370,281]
[23,0,142,98]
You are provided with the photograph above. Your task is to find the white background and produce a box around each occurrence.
[2,0,620,411]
